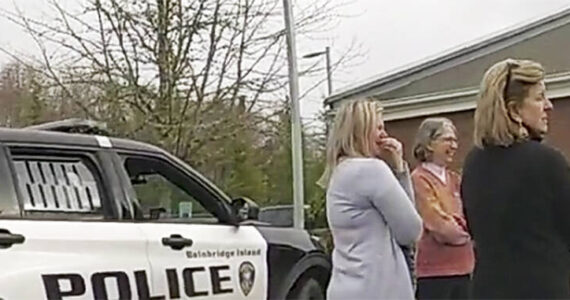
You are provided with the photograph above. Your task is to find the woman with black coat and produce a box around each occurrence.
[461,58,570,299]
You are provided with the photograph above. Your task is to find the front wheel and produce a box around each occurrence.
[288,278,325,300]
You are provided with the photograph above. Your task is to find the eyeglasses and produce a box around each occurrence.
[436,136,458,144]
[503,62,518,101]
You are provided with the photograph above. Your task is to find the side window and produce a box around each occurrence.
[11,153,105,219]
[123,156,219,223]
[0,147,20,218]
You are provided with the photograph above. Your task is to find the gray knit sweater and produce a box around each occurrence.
[326,158,422,300]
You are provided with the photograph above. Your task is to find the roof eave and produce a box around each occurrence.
[324,6,570,106]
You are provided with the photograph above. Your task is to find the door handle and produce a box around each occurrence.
[0,229,25,249]
[161,234,193,250]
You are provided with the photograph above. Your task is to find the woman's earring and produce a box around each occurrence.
[518,120,527,137]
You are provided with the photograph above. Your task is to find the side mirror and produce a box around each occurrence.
[149,207,166,220]
[231,197,259,221]
[130,174,148,185]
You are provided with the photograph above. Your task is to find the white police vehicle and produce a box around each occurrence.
[0,120,330,300]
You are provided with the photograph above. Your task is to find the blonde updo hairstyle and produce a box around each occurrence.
[474,58,545,148]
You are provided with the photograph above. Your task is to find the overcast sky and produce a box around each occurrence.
[2,0,570,125]
[298,0,570,125]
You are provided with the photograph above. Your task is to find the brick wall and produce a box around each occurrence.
[385,97,570,171]
[545,97,570,159]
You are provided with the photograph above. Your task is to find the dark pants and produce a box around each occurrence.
[417,275,471,300]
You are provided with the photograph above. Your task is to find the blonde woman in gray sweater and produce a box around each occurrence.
[318,99,422,299]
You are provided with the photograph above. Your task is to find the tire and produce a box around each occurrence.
[289,278,325,300]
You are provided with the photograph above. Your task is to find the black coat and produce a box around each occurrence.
[461,140,570,299]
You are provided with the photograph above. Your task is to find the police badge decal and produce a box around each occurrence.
[238,261,255,296]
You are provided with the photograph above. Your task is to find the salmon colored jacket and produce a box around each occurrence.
[411,165,475,278]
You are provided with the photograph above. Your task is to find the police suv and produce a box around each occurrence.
[0,120,330,300]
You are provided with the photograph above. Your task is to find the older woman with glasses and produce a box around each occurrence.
[411,118,475,299]
[461,59,570,298]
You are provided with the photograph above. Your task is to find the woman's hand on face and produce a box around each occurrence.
[377,137,405,172]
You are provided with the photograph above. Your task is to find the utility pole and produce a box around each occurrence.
[302,47,333,96]
[303,46,334,140]
[282,0,304,229]
[325,46,332,96]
